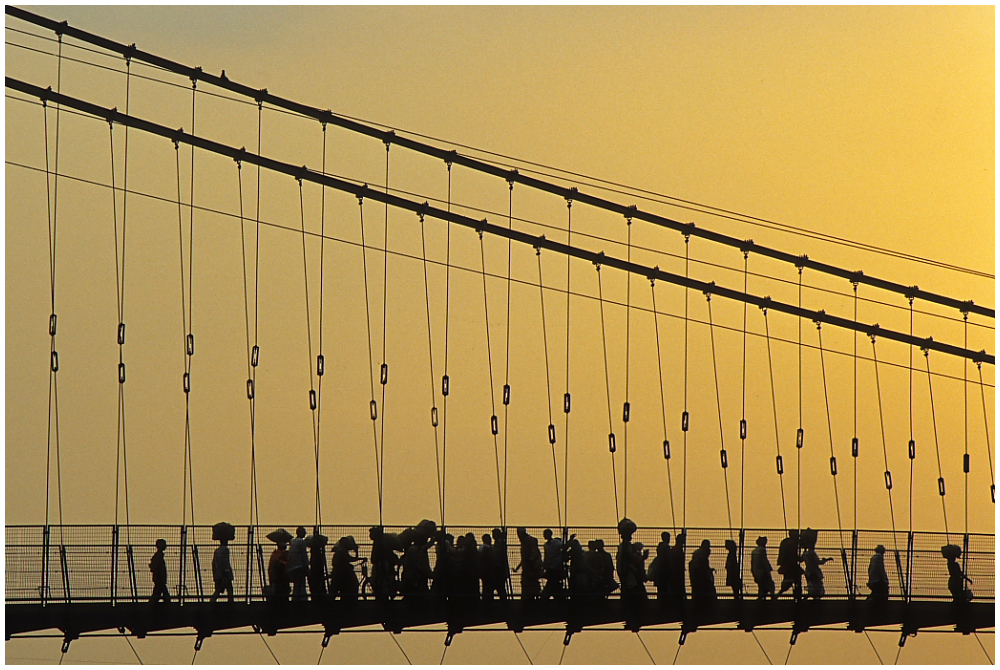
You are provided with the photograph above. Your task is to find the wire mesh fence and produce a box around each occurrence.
[5,524,993,605]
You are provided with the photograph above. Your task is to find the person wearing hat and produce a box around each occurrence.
[866,545,890,602]
[148,539,170,604]
[943,545,973,603]
[750,536,775,601]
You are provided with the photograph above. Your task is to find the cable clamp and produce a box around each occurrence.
[593,251,605,270]
[296,165,309,184]
[356,183,369,206]
[254,88,268,105]
[920,338,934,355]
[106,107,118,126]
[758,295,771,314]
[904,286,918,302]
[795,254,809,270]
[234,146,246,168]
[506,169,518,189]
[626,204,637,222]
[739,239,754,256]
[124,43,137,65]
[383,130,395,149]
[533,235,545,255]
[813,310,826,329]
[54,20,68,37]
[850,270,864,287]
[566,187,578,208]
[702,282,715,300]
[867,323,880,343]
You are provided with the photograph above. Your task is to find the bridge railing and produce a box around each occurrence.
[5,525,993,605]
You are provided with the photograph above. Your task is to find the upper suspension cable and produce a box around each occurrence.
[536,245,562,526]
[596,257,620,522]
[477,226,504,526]
[705,289,734,536]
[922,348,949,538]
[650,276,676,528]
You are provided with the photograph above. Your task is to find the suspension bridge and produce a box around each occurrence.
[5,6,994,664]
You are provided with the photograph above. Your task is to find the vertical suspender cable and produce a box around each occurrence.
[478,227,504,525]
[596,259,620,522]
[740,249,748,531]
[182,80,197,526]
[816,321,844,534]
[536,246,563,526]
[650,278,676,527]
[963,313,968,534]
[908,297,915,537]
[315,122,328,527]
[870,335,899,554]
[976,361,994,504]
[761,306,788,530]
[357,194,382,522]
[852,283,859,536]
[682,234,690,529]
[236,159,260,531]
[297,177,321,524]
[796,266,803,533]
[418,211,444,523]
[706,291,734,535]
[42,33,65,533]
[922,349,949,539]
[502,179,514,525]
[623,218,632,518]
[109,118,130,530]
[379,141,391,521]
[441,162,452,527]
[563,196,573,527]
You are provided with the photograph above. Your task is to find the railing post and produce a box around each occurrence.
[59,544,71,604]
[111,525,119,606]
[905,532,914,602]
[245,526,254,604]
[179,525,188,606]
[848,530,858,600]
[126,544,137,603]
[192,544,204,602]
[961,533,970,589]
[256,543,266,600]
[41,525,51,607]
[737,528,745,601]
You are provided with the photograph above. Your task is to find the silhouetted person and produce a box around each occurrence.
[480,534,497,600]
[210,538,234,603]
[331,536,362,602]
[866,545,889,602]
[307,530,328,602]
[455,533,481,601]
[668,533,687,601]
[649,532,672,601]
[370,526,399,601]
[269,540,290,604]
[491,528,510,600]
[725,539,742,599]
[288,526,308,602]
[799,529,831,600]
[943,544,972,603]
[689,539,716,603]
[750,536,775,600]
[776,530,802,599]
[565,537,593,600]
[432,532,455,599]
[583,538,617,598]
[616,518,648,604]
[513,527,543,601]
[401,535,434,600]
[148,539,170,604]
[541,528,564,600]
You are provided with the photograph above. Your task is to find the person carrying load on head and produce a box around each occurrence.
[210,522,235,603]
[267,528,292,604]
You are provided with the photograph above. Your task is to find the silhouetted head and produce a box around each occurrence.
[725,539,737,552]
[875,545,885,554]
[543,528,553,540]
[675,532,686,547]
[595,538,605,551]
[277,542,287,550]
[756,536,767,547]
[588,540,598,551]
[296,526,306,538]
[661,531,671,544]
[369,526,383,541]
[492,527,505,543]
[517,527,529,542]
[482,534,492,546]
[465,532,477,548]
[155,538,167,551]
[700,539,711,552]
[789,530,799,540]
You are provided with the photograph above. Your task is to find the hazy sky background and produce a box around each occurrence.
[5,4,994,665]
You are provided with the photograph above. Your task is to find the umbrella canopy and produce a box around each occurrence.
[212,522,236,542]
[266,528,293,545]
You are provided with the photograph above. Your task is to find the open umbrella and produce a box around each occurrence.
[267,528,293,545]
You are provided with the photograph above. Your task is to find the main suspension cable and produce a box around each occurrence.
[596,258,620,522]
[650,277,676,527]
[922,348,949,539]
[536,246,563,526]
[761,305,788,530]
[478,227,504,526]
[706,291,734,536]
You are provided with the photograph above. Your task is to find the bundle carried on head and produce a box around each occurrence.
[212,522,236,542]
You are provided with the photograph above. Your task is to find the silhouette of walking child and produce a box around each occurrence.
[942,544,973,603]
[288,526,309,602]
[149,539,170,604]
[750,536,775,600]
[210,523,235,603]
[725,539,742,598]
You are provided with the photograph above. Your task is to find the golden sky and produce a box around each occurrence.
[5,5,994,665]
